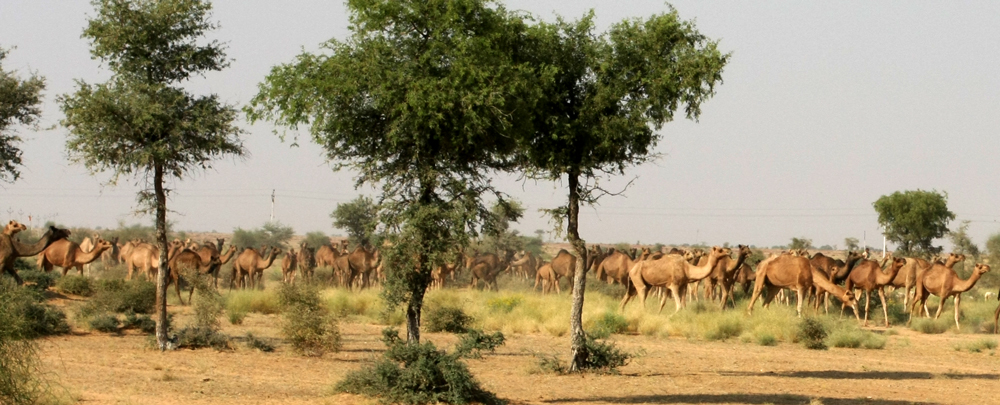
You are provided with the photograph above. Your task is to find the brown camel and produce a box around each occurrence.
[194,244,236,288]
[282,248,298,284]
[891,253,962,310]
[3,220,27,236]
[339,246,379,289]
[99,236,121,268]
[297,242,316,282]
[548,249,578,294]
[844,257,906,326]
[810,268,860,319]
[166,246,222,305]
[123,242,162,281]
[746,252,818,317]
[908,262,990,329]
[619,246,728,314]
[231,247,281,290]
[534,262,558,294]
[710,244,752,309]
[596,249,639,285]
[508,250,539,280]
[37,237,114,276]
[468,250,514,291]
[0,224,70,284]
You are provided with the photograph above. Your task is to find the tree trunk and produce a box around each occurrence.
[405,181,434,344]
[154,162,171,351]
[567,170,588,371]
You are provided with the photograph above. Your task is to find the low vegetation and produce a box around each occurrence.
[278,283,341,356]
[175,272,231,350]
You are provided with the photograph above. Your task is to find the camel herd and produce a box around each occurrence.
[0,219,996,330]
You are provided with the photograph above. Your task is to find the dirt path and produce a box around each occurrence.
[37,313,1000,405]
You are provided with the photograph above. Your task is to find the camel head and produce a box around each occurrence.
[736,244,752,258]
[889,257,906,271]
[949,252,966,263]
[975,263,991,275]
[3,220,27,236]
[707,246,728,261]
[842,289,859,309]
[95,238,114,252]
[48,226,71,241]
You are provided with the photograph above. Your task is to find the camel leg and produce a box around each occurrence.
[666,285,683,315]
[993,302,1000,334]
[746,275,769,314]
[863,290,871,326]
[878,288,889,327]
[762,285,781,309]
[953,294,961,330]
[795,287,804,318]
[933,296,947,320]
[555,276,562,295]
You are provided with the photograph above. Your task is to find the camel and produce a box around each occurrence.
[908,262,990,329]
[316,242,346,280]
[233,247,281,290]
[99,236,121,268]
[587,245,608,273]
[37,237,114,276]
[0,223,70,284]
[124,242,162,281]
[534,262,558,294]
[891,253,962,310]
[166,246,222,305]
[548,249,578,294]
[746,252,820,317]
[282,248,298,284]
[620,246,728,315]
[810,267,860,319]
[843,257,906,326]
[710,244,752,309]
[508,250,539,280]
[337,246,379,289]
[468,250,514,291]
[194,244,236,288]
[297,242,316,282]
[596,249,639,285]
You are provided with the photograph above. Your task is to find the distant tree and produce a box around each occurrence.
[534,229,546,242]
[789,237,813,251]
[232,222,294,250]
[477,201,526,254]
[248,0,536,343]
[60,0,246,350]
[873,190,954,257]
[517,10,727,370]
[844,237,860,251]
[818,245,833,251]
[948,220,980,274]
[330,196,379,249]
[0,47,45,183]
[520,235,545,258]
[302,231,331,250]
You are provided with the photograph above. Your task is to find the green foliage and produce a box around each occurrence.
[175,325,231,350]
[227,309,247,325]
[756,333,777,346]
[302,231,331,250]
[56,275,94,296]
[485,295,522,314]
[232,221,294,249]
[797,317,828,350]
[122,311,156,334]
[873,190,955,256]
[425,306,473,334]
[827,329,886,349]
[588,311,628,339]
[575,336,632,374]
[454,329,506,359]
[336,328,499,405]
[844,237,860,251]
[244,332,274,352]
[910,317,952,334]
[0,47,46,182]
[89,313,121,333]
[79,279,156,317]
[789,237,813,251]
[476,201,526,255]
[961,338,997,353]
[18,269,55,293]
[331,196,379,248]
[102,221,157,244]
[534,353,567,374]
[704,317,743,341]
[0,279,45,403]
[278,283,341,356]
[949,220,980,272]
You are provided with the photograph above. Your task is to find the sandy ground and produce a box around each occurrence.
[36,302,1000,405]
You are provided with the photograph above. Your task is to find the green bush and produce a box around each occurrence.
[963,338,998,353]
[534,353,567,374]
[577,336,632,374]
[0,279,44,403]
[486,295,522,314]
[245,332,275,352]
[336,328,500,404]
[797,317,828,350]
[79,279,156,317]
[175,326,231,350]
[18,269,55,293]
[704,317,743,341]
[175,272,231,350]
[425,306,473,333]
[228,309,247,325]
[0,277,69,338]
[122,311,155,334]
[89,313,121,333]
[454,329,505,359]
[588,311,628,339]
[756,333,777,346]
[56,275,94,296]
[910,317,952,334]
[278,284,341,356]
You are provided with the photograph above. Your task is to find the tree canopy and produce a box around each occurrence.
[872,189,954,257]
[516,9,727,370]
[0,47,46,182]
[59,0,246,350]
[232,221,295,250]
[789,237,813,251]
[844,237,860,251]
[331,196,379,248]
[248,0,538,343]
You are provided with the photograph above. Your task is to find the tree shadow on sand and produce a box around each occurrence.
[718,370,998,380]
[543,393,940,405]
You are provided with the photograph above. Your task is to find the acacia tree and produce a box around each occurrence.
[60,0,246,350]
[518,11,727,370]
[873,189,954,257]
[248,0,537,343]
[789,237,813,251]
[331,196,378,248]
[0,47,45,183]
[844,237,860,251]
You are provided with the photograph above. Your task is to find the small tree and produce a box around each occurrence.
[844,237,860,251]
[517,10,727,371]
[477,201,525,254]
[949,220,980,274]
[302,231,330,250]
[331,196,378,248]
[789,237,813,251]
[231,221,294,250]
[873,190,954,257]
[0,47,45,183]
[60,0,246,350]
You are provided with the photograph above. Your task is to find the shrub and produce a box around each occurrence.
[534,353,567,374]
[79,279,156,317]
[122,311,156,334]
[18,269,55,293]
[964,338,998,353]
[245,332,275,352]
[454,329,505,359]
[797,317,828,350]
[336,328,500,404]
[89,313,121,333]
[486,295,522,314]
[0,279,44,403]
[576,336,632,374]
[175,326,232,350]
[56,275,94,296]
[0,278,69,338]
[278,284,341,356]
[425,306,473,333]
[704,317,743,341]
[228,309,247,325]
[175,272,231,350]
[910,317,952,334]
[588,311,628,339]
[756,332,777,346]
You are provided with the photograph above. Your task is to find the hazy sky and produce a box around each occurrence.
[1,1,998,251]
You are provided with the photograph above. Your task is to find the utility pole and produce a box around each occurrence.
[270,189,275,222]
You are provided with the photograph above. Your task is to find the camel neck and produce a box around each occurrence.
[955,270,985,293]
